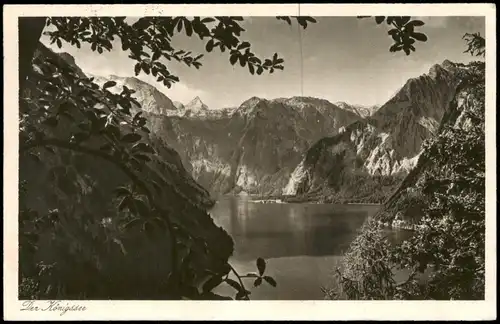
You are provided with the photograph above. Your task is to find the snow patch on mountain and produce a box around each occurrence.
[282,160,307,195]
[191,158,232,178]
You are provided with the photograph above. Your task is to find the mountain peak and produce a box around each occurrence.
[441,59,457,71]
[334,101,379,118]
[428,60,457,79]
[240,96,265,108]
[186,96,209,111]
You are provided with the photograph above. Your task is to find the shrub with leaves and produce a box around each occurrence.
[329,33,486,300]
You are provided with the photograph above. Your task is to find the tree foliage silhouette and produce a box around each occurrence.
[329,33,486,300]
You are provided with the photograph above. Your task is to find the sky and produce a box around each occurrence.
[40,16,485,109]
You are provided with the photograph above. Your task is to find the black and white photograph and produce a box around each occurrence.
[4,3,497,321]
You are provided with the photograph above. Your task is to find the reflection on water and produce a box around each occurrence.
[209,195,378,262]
[209,195,392,299]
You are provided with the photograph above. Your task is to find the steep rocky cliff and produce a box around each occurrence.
[163,96,362,195]
[374,61,485,227]
[283,60,463,203]
[335,101,380,118]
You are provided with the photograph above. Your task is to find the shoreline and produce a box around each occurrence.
[215,193,384,206]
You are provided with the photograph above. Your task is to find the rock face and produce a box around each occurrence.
[283,60,463,203]
[165,96,362,195]
[90,74,179,115]
[335,101,380,118]
[375,61,484,227]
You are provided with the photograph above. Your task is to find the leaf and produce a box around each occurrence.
[201,17,215,23]
[237,41,250,50]
[151,51,161,62]
[225,278,242,292]
[277,16,292,25]
[121,133,142,143]
[205,39,214,52]
[202,275,224,293]
[304,17,317,23]
[235,289,251,300]
[400,16,411,25]
[143,221,155,238]
[253,277,262,287]
[185,20,193,36]
[389,43,402,52]
[118,196,131,211]
[114,186,131,197]
[134,63,141,76]
[390,32,401,43]
[56,38,62,48]
[103,81,117,89]
[248,64,255,75]
[123,218,142,231]
[263,276,277,287]
[134,153,152,162]
[375,16,385,24]
[411,32,428,42]
[256,257,266,276]
[177,18,183,32]
[230,54,238,66]
[409,19,425,27]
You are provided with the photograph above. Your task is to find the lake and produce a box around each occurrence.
[208,195,390,300]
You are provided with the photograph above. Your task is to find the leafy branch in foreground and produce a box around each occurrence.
[359,16,428,55]
[328,32,486,300]
[44,16,317,86]
[463,32,486,57]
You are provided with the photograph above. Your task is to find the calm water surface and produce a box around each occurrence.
[208,195,388,300]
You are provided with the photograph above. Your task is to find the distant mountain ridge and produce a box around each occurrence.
[88,59,462,202]
[334,101,380,118]
[162,95,362,195]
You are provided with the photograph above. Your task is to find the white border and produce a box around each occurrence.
[3,4,497,321]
